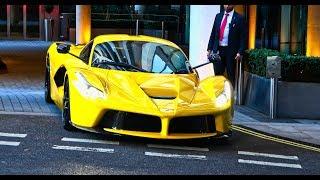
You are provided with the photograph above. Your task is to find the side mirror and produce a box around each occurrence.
[191,53,221,70]
[208,53,221,63]
[57,43,70,54]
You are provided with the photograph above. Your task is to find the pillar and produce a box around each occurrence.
[76,5,91,45]
[6,5,10,37]
[280,5,291,53]
[248,5,257,49]
[23,5,26,39]
[189,5,220,80]
[234,5,245,16]
[306,5,320,57]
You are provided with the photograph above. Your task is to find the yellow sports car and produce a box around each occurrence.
[45,34,234,139]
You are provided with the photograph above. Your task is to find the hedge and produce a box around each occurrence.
[243,48,320,83]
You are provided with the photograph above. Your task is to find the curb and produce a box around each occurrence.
[233,124,320,148]
[0,111,60,117]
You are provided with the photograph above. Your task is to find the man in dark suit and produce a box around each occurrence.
[207,5,247,87]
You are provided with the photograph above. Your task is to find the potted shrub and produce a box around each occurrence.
[242,48,320,119]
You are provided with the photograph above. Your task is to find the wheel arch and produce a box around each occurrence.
[54,66,67,88]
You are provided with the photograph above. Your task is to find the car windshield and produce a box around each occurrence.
[92,40,191,74]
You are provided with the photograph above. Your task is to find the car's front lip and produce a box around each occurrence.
[103,128,217,139]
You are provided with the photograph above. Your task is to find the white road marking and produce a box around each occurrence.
[52,145,114,153]
[238,151,299,160]
[238,159,302,169]
[0,141,20,146]
[147,144,209,152]
[0,132,27,138]
[61,137,119,145]
[145,151,207,160]
[0,111,60,117]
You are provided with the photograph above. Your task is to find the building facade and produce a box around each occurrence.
[0,5,319,57]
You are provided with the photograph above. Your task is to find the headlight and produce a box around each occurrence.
[216,80,232,107]
[74,72,105,99]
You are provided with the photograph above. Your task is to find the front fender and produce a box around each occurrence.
[66,68,108,127]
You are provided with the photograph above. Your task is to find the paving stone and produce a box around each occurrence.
[1,95,14,112]
[0,97,4,111]
[8,94,23,112]
[16,94,33,112]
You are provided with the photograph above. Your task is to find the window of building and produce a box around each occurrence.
[290,5,307,55]
[255,5,281,50]
[0,5,7,38]
[26,5,39,38]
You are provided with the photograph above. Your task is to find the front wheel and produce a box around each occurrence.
[62,77,76,131]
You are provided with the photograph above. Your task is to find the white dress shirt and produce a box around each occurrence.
[219,9,234,46]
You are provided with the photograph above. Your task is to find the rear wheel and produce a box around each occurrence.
[62,77,76,131]
[44,54,53,103]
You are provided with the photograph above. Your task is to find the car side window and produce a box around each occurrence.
[79,41,93,64]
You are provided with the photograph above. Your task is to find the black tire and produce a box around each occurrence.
[62,77,77,131]
[45,54,53,103]
[215,131,233,144]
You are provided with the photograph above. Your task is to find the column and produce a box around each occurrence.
[235,5,245,16]
[189,5,220,80]
[76,5,91,45]
[7,5,10,37]
[248,5,257,49]
[23,5,26,39]
[306,5,320,57]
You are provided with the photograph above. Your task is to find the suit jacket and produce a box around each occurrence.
[207,11,247,56]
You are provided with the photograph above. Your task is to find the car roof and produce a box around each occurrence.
[94,34,180,49]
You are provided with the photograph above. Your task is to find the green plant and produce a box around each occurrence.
[244,48,320,83]
[244,48,280,77]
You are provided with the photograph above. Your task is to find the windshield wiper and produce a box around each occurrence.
[94,61,148,72]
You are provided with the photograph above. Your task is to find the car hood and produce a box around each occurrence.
[92,69,226,116]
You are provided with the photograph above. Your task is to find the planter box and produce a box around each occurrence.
[243,71,320,119]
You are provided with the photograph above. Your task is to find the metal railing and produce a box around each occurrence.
[59,12,180,41]
[61,12,179,30]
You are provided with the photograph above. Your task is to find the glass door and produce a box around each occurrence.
[26,5,39,39]
[255,5,281,50]
[0,5,7,38]
[9,5,24,39]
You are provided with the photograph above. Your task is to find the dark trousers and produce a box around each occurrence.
[213,46,236,87]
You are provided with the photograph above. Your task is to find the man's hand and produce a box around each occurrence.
[207,50,212,58]
[235,53,242,61]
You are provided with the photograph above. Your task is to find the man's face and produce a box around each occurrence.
[223,5,234,12]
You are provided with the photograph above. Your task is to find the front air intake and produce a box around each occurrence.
[169,115,216,134]
[99,111,162,132]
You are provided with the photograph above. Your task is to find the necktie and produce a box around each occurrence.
[219,13,229,41]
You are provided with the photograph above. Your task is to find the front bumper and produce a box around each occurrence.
[68,81,234,140]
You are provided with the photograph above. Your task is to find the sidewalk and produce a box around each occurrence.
[0,41,60,115]
[234,105,320,146]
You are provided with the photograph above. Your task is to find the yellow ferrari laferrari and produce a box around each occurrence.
[45,34,234,140]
